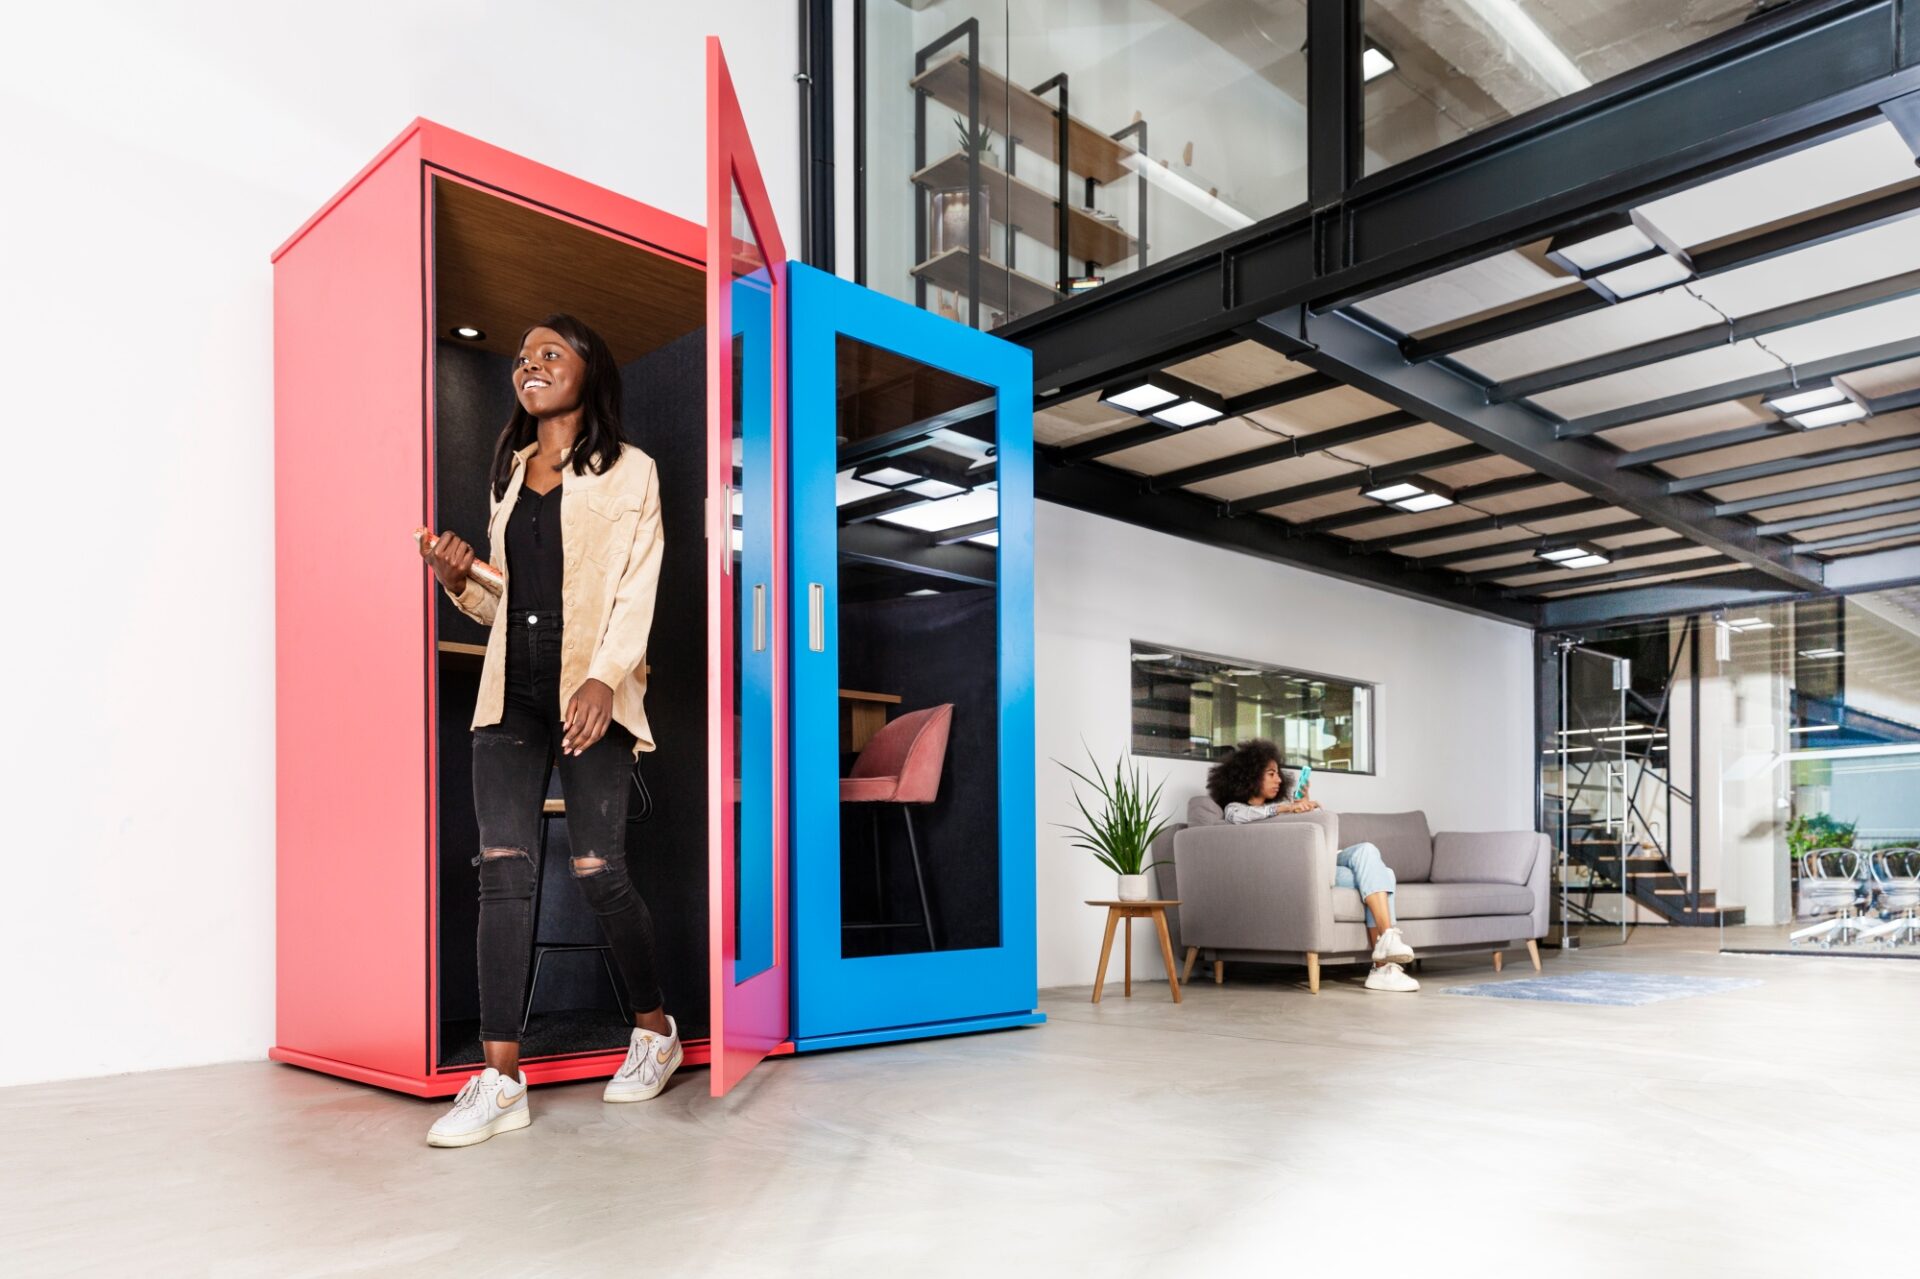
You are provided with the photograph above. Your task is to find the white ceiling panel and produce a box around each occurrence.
[1165,341,1310,397]
[1353,248,1570,337]
[1529,342,1780,419]
[1188,452,1360,503]
[1691,218,1920,318]
[1034,393,1133,447]
[1654,412,1920,480]
[1792,509,1920,542]
[1843,356,1920,399]
[1539,562,1743,598]
[1450,288,1721,382]
[1496,545,1722,589]
[1243,387,1397,433]
[1597,400,1770,449]
[1761,294,1920,365]
[1636,122,1919,249]
[1822,532,1920,557]
[1752,479,1920,523]
[1102,418,1282,475]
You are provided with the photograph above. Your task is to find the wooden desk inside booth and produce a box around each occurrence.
[839,689,901,754]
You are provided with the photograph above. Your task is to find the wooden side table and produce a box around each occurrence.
[1084,900,1183,1004]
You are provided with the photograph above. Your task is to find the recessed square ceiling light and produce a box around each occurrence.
[1100,377,1181,415]
[1763,383,1848,416]
[856,464,917,488]
[1101,371,1226,429]
[1537,546,1588,562]
[1562,553,1611,569]
[1394,491,1455,512]
[1153,399,1224,428]
[1363,482,1425,503]
[876,487,1000,534]
[1361,43,1395,81]
[906,589,940,597]
[906,478,967,499]
[1789,401,1869,430]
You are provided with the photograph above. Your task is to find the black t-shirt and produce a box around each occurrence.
[505,483,564,614]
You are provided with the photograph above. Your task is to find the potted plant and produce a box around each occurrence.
[930,116,995,259]
[1056,746,1173,901]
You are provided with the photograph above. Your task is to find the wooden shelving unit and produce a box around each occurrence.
[912,151,1136,266]
[911,247,1060,319]
[911,54,1132,184]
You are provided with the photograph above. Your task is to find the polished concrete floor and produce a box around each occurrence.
[6,931,1912,1277]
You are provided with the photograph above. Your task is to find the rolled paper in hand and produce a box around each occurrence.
[414,527,504,594]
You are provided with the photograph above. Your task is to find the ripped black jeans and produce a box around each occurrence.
[472,612,663,1042]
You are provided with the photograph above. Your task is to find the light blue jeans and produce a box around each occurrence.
[1336,841,1396,926]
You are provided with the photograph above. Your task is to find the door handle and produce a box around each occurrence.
[808,583,825,652]
[752,583,766,653]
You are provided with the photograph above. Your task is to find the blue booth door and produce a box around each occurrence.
[789,264,1040,1049]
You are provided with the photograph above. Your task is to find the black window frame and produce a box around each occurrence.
[1130,639,1377,774]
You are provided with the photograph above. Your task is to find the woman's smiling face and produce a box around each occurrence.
[514,326,586,418]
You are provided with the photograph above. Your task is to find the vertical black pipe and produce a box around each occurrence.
[853,0,866,283]
[799,0,836,270]
[1030,73,1071,297]
[1690,617,1702,914]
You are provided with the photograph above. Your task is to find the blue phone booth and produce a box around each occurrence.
[787,264,1042,1051]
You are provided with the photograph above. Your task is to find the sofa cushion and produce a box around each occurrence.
[1332,880,1537,922]
[1430,831,1542,886]
[1187,795,1226,826]
[1336,811,1433,882]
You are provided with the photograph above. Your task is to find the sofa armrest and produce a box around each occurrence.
[1173,821,1336,953]
[1432,830,1552,939]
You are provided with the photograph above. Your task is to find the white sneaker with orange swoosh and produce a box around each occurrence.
[426,1067,530,1148]
[604,1016,682,1103]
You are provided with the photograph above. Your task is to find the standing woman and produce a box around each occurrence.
[419,313,679,1148]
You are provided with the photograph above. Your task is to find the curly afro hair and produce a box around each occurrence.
[1206,738,1288,810]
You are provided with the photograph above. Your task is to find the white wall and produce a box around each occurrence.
[0,1,799,1089]
[1033,504,1537,989]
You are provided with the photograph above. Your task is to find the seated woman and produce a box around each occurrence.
[1205,739,1419,993]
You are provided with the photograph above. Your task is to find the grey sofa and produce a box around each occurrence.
[1153,797,1549,992]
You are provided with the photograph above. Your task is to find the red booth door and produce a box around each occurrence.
[706,36,791,1097]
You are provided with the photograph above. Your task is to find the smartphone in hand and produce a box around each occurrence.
[1292,763,1314,802]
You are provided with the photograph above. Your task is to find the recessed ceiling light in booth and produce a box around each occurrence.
[1546,211,1694,301]
[452,326,485,340]
[1362,478,1455,512]
[1098,372,1226,429]
[852,448,980,499]
[1762,381,1869,429]
[1361,41,1395,82]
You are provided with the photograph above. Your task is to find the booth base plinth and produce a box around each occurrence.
[270,1040,716,1098]
[792,1011,1044,1053]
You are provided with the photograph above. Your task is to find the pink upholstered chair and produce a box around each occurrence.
[841,704,953,952]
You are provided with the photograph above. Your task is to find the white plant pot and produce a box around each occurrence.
[1117,873,1150,902]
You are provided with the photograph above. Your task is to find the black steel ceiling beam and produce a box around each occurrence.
[1269,306,1827,589]
[1146,410,1420,492]
[1224,444,1488,517]
[1536,570,1809,629]
[1668,434,1920,494]
[1034,456,1537,624]
[1818,544,1920,591]
[1416,519,1659,568]
[1555,334,1920,437]
[928,517,999,546]
[1492,269,1920,403]
[1054,371,1343,466]
[1614,423,1792,469]
[1457,535,1692,584]
[998,0,1920,398]
[837,521,997,587]
[1710,463,1920,515]
[1359,498,1613,551]
[1295,474,1558,535]
[1802,520,1920,553]
[1512,558,1734,598]
[1755,493,1920,535]
[1405,183,1920,366]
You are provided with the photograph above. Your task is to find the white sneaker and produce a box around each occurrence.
[1372,927,1415,965]
[426,1067,530,1148]
[604,1016,683,1103]
[1365,962,1420,993]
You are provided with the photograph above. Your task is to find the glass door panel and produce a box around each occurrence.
[706,37,788,1096]
[790,264,1037,1044]
[1551,643,1630,949]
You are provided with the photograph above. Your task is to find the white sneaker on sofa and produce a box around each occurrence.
[427,1067,530,1148]
[1365,962,1420,993]
[1372,927,1415,965]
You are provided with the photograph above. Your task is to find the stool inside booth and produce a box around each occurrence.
[832,336,1002,959]
[427,176,712,1066]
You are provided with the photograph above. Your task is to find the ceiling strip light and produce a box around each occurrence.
[1099,371,1226,429]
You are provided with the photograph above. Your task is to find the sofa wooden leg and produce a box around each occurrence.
[1493,949,1504,973]
[1306,953,1320,994]
[1526,938,1542,972]
[1181,946,1198,984]
[1212,959,1224,985]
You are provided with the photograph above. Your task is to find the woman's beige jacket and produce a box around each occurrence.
[443,440,664,756]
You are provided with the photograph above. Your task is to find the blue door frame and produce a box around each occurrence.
[787,263,1041,1048]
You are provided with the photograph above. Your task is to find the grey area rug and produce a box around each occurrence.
[1442,971,1761,1007]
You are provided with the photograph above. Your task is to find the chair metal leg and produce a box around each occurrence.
[520,948,549,1037]
[901,807,937,952]
[520,813,551,1034]
[598,950,627,1020]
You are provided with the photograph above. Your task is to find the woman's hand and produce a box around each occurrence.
[562,678,615,756]
[420,529,474,594]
